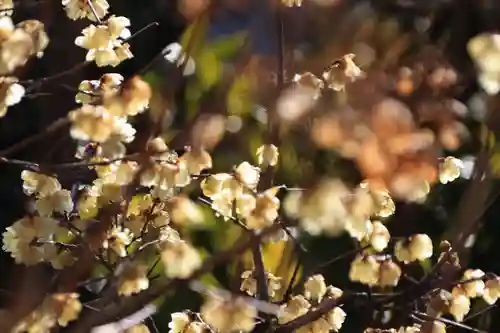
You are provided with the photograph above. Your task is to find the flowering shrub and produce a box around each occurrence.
[0,0,499,333]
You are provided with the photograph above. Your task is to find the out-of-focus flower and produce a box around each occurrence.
[240,270,282,298]
[368,221,390,252]
[439,156,463,184]
[395,234,433,263]
[35,189,74,217]
[0,76,24,117]
[256,144,279,168]
[167,196,204,226]
[468,33,500,95]
[293,72,324,99]
[448,288,470,322]
[17,19,49,57]
[68,105,118,142]
[288,179,351,236]
[349,254,380,286]
[0,0,13,17]
[460,269,485,298]
[117,263,149,296]
[52,293,82,327]
[201,296,257,333]
[161,240,201,278]
[282,0,303,7]
[378,260,401,287]
[483,276,500,305]
[180,148,212,175]
[322,54,364,91]
[279,295,311,324]
[0,17,49,74]
[21,170,61,197]
[62,0,109,22]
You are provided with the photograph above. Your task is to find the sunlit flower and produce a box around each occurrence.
[161,240,201,278]
[439,156,463,184]
[102,226,132,257]
[21,170,61,197]
[234,161,260,190]
[448,288,470,322]
[52,292,82,327]
[201,296,257,333]
[460,269,485,298]
[304,274,328,302]
[483,276,500,304]
[349,255,380,286]
[325,307,346,332]
[279,295,311,324]
[256,144,279,168]
[378,260,401,287]
[68,105,117,142]
[117,263,149,296]
[395,234,433,263]
[368,221,390,252]
[0,76,24,118]
[35,189,74,217]
[168,312,191,333]
[240,270,282,298]
[322,53,363,91]
[62,0,109,21]
[180,148,213,175]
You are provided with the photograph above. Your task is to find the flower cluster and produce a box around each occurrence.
[12,292,82,332]
[240,270,282,298]
[279,275,346,333]
[0,16,49,75]
[75,15,133,67]
[62,0,110,22]
[285,180,395,238]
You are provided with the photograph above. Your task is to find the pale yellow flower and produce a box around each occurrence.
[256,144,279,168]
[201,296,257,333]
[21,170,61,197]
[35,189,74,217]
[0,76,24,118]
[304,274,327,302]
[52,293,82,327]
[378,260,401,287]
[349,255,380,286]
[439,156,463,184]
[279,295,311,324]
[483,277,500,304]
[103,226,132,257]
[161,240,201,278]
[62,0,109,21]
[168,312,190,333]
[180,148,213,175]
[117,263,149,296]
[461,269,485,298]
[368,221,390,252]
[448,288,470,322]
[234,161,260,190]
[68,105,117,142]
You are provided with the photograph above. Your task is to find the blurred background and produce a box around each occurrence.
[2,0,500,332]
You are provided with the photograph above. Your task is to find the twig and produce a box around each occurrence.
[412,312,489,333]
[0,117,70,157]
[69,222,286,332]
